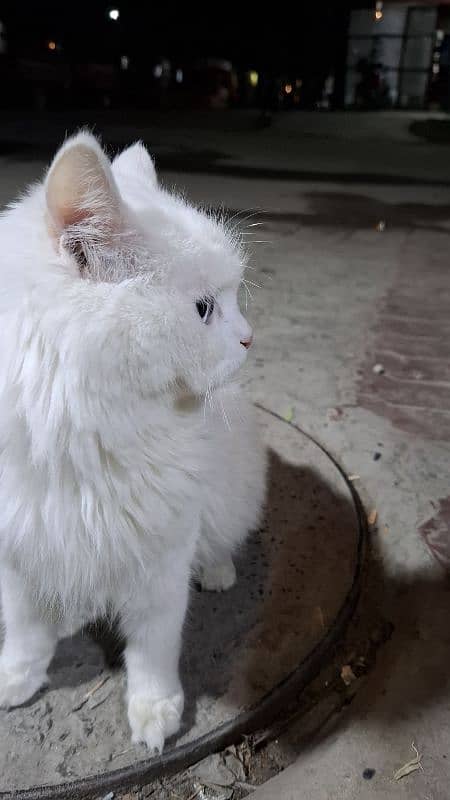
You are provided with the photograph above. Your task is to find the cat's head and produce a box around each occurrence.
[44,132,253,396]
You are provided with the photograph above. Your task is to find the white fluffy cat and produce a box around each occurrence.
[0,133,266,753]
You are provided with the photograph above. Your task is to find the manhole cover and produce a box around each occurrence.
[0,406,365,799]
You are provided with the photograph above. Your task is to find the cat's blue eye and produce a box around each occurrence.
[196,297,214,324]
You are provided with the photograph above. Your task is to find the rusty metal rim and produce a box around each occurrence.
[2,406,368,800]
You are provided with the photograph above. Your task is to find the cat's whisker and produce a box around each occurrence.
[241,280,253,303]
[227,208,265,237]
[219,394,232,431]
[225,207,256,230]
[205,383,215,414]
[226,385,245,426]
[243,278,262,290]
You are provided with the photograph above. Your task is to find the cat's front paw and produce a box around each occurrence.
[127,690,184,754]
[0,662,48,709]
[198,558,236,592]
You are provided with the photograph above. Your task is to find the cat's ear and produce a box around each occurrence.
[45,132,124,266]
[112,142,158,188]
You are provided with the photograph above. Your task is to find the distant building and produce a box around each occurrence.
[345,2,450,109]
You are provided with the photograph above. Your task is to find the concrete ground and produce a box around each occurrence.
[0,111,449,799]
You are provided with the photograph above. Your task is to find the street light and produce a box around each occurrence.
[374,1,383,22]
[108,8,120,21]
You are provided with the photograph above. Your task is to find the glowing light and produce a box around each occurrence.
[48,40,56,51]
[249,70,259,88]
[120,55,129,70]
[433,63,440,75]
[153,64,163,78]
[175,68,183,83]
[436,29,444,43]
[108,8,119,21]
[375,1,383,21]
[284,83,293,95]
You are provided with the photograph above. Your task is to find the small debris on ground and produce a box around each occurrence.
[373,451,382,461]
[362,768,376,780]
[340,664,357,686]
[71,675,110,713]
[111,746,134,760]
[282,406,295,423]
[191,753,235,789]
[190,783,233,800]
[367,509,378,526]
[393,742,423,781]
[90,690,112,710]
[348,474,361,481]
[312,606,325,631]
[376,220,386,232]
[327,407,343,421]
[101,792,115,800]
[223,747,247,782]
[372,363,385,375]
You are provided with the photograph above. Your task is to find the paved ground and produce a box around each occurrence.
[0,111,449,799]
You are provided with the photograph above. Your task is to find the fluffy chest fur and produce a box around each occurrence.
[0,368,207,620]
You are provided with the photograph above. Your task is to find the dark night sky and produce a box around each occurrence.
[1,1,352,75]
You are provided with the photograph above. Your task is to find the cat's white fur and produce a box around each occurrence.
[0,133,266,752]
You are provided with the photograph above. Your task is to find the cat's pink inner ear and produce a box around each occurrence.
[45,141,122,248]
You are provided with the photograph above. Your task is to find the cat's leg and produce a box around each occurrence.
[196,546,237,592]
[0,565,58,707]
[120,546,193,754]
[196,399,267,593]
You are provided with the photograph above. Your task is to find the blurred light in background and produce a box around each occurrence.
[175,68,183,83]
[108,8,120,21]
[48,41,56,51]
[375,1,383,22]
[153,64,163,78]
[120,55,129,70]
[284,83,293,95]
[249,70,259,88]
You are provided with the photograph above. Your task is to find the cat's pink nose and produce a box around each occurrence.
[240,335,253,350]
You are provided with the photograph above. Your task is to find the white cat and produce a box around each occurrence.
[0,133,266,753]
